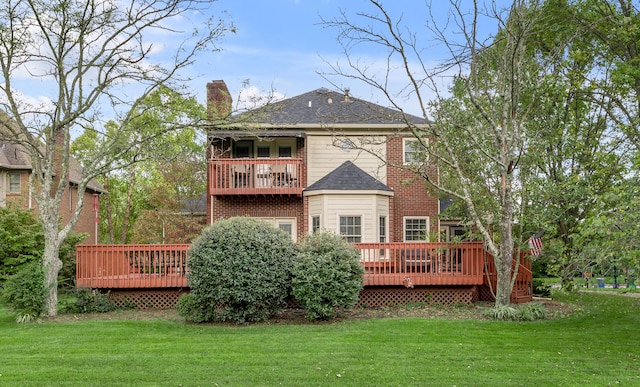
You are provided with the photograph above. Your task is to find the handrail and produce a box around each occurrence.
[76,241,532,297]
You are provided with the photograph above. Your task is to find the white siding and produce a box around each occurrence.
[306,135,387,185]
[308,193,389,243]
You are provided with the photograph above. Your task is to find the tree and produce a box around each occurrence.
[517,0,627,289]
[570,0,640,153]
[72,86,207,244]
[322,0,552,306]
[0,0,231,316]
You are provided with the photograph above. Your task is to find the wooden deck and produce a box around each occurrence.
[77,242,531,302]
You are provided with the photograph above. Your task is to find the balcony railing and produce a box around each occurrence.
[208,158,303,196]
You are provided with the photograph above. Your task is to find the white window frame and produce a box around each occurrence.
[379,216,387,243]
[338,215,363,243]
[276,219,294,240]
[403,216,430,242]
[403,138,427,165]
[311,215,321,234]
[257,217,297,242]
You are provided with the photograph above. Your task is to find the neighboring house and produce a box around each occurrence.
[0,114,105,244]
[205,80,445,244]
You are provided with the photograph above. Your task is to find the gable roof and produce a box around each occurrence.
[305,161,393,192]
[227,88,426,127]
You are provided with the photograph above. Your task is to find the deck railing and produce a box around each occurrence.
[77,242,524,289]
[208,158,303,196]
[76,244,190,288]
[357,242,486,286]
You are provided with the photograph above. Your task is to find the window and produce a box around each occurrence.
[278,222,293,236]
[379,216,386,243]
[339,216,362,243]
[256,145,270,158]
[257,217,297,242]
[404,217,429,241]
[233,140,253,158]
[403,138,424,164]
[278,145,292,158]
[311,216,320,234]
[9,173,20,193]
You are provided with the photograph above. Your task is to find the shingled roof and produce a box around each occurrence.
[0,142,31,169]
[229,88,425,126]
[0,111,105,193]
[305,161,393,192]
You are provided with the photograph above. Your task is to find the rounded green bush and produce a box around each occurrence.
[181,217,296,323]
[292,231,364,320]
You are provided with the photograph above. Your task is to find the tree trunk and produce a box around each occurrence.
[120,164,137,243]
[42,227,63,317]
[495,168,516,307]
[495,239,515,306]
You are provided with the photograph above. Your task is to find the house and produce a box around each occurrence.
[205,80,445,244]
[0,112,105,244]
[74,81,533,308]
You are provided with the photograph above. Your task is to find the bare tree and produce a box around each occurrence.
[322,0,552,306]
[0,0,232,316]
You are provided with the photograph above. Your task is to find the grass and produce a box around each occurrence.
[1,292,639,386]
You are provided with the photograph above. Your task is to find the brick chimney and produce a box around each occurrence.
[206,80,232,121]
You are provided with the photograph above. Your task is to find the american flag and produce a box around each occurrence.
[528,234,543,256]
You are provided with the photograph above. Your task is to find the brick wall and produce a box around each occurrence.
[210,195,304,238]
[59,188,100,244]
[386,136,439,242]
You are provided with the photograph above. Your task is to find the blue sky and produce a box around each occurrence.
[183,0,512,116]
[5,0,512,120]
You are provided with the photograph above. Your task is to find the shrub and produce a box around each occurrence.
[487,305,519,321]
[60,287,116,314]
[487,303,548,321]
[176,293,211,323]
[517,302,547,321]
[292,231,364,321]
[1,261,46,323]
[180,217,296,324]
[0,205,44,283]
[0,204,85,290]
[532,278,551,297]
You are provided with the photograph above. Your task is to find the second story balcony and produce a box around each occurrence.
[208,158,303,196]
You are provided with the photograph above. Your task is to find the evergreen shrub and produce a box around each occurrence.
[179,217,296,323]
[1,261,46,323]
[292,231,364,320]
[60,287,116,314]
[0,205,44,283]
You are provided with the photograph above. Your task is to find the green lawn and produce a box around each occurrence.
[1,292,639,386]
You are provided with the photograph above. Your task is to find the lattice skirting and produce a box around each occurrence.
[357,286,479,308]
[107,289,188,309]
[476,285,496,302]
[105,286,484,310]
